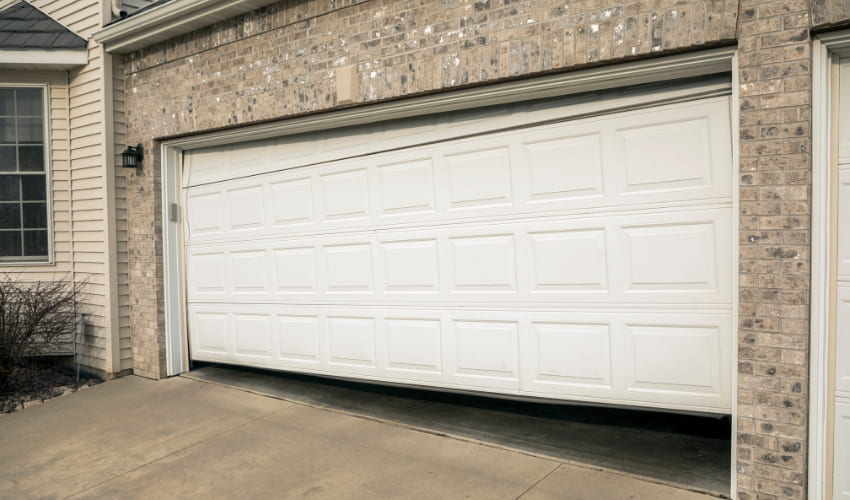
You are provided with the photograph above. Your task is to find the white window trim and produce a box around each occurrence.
[811,30,850,500]
[0,82,54,266]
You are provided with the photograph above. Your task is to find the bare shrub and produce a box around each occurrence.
[0,275,84,394]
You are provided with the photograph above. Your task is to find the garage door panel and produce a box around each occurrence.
[838,287,850,397]
[186,208,730,305]
[528,228,608,292]
[452,320,520,382]
[191,311,230,357]
[184,99,732,248]
[320,167,371,221]
[327,316,377,368]
[385,318,443,374]
[269,177,314,226]
[185,93,733,413]
[622,221,718,293]
[838,170,850,281]
[625,323,722,396]
[377,158,437,216]
[277,315,321,363]
[527,321,613,388]
[188,306,731,411]
[232,314,273,359]
[836,401,850,499]
[522,132,604,202]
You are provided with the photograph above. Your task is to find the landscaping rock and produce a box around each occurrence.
[0,361,100,414]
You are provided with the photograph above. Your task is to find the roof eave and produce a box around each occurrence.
[93,0,280,54]
[0,48,88,70]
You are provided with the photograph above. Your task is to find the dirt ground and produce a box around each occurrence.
[0,359,99,413]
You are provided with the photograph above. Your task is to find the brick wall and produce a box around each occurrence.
[119,0,850,497]
[811,0,850,28]
[733,0,849,496]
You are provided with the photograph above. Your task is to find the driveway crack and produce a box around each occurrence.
[515,463,561,499]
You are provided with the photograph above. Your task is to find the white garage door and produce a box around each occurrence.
[182,87,734,413]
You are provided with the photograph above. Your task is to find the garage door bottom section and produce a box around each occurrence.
[183,92,734,414]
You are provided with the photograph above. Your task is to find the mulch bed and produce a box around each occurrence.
[0,360,101,414]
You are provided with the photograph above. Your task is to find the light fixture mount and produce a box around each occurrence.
[120,143,143,168]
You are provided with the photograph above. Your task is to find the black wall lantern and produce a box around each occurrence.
[120,144,144,168]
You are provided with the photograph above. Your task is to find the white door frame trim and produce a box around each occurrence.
[811,30,850,500]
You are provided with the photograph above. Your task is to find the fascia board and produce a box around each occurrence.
[0,49,88,69]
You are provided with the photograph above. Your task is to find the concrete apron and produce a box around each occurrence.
[0,376,719,499]
[185,364,730,494]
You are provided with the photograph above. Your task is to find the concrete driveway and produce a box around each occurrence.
[0,376,718,499]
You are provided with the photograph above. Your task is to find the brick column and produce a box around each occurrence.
[126,139,167,380]
[736,1,812,498]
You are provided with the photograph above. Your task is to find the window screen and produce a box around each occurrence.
[0,87,48,261]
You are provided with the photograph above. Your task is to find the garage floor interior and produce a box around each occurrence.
[185,363,731,497]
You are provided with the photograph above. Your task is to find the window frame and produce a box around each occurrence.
[0,83,53,265]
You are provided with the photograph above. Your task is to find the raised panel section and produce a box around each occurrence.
[836,401,850,499]
[450,235,516,291]
[278,315,319,362]
[838,288,850,395]
[231,251,268,292]
[378,159,435,215]
[524,134,603,201]
[328,317,375,367]
[839,171,850,280]
[530,229,607,291]
[187,192,223,235]
[840,59,850,163]
[189,253,226,292]
[274,247,316,292]
[532,322,611,387]
[618,117,712,193]
[624,222,717,292]
[270,178,313,225]
[233,314,271,358]
[383,239,439,292]
[386,319,441,373]
[193,312,229,354]
[321,169,369,220]
[227,186,264,230]
[446,147,511,209]
[626,324,720,395]
[454,321,518,380]
[325,244,372,292]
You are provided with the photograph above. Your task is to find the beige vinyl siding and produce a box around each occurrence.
[112,56,131,371]
[0,0,130,375]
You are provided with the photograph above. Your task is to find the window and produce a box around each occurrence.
[0,87,49,262]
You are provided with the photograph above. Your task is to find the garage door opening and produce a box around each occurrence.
[179,76,735,416]
[186,362,731,497]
